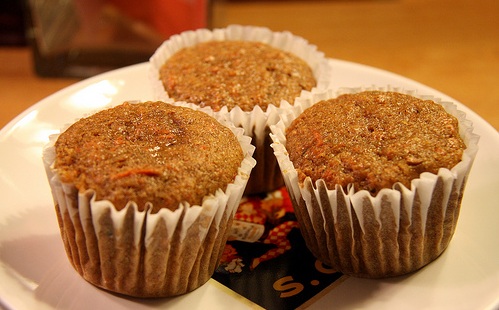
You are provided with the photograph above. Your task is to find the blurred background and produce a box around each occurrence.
[0,0,498,130]
[3,0,209,77]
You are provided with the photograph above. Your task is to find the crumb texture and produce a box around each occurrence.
[160,41,316,112]
[286,91,465,194]
[54,101,243,212]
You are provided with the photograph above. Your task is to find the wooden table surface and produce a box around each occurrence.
[1,0,498,131]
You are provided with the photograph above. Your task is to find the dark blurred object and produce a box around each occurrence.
[25,0,209,78]
[0,0,27,46]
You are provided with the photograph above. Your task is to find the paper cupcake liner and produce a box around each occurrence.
[149,24,332,194]
[43,103,256,297]
[224,104,283,194]
[270,87,479,278]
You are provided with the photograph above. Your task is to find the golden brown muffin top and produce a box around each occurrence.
[54,101,243,212]
[285,91,465,195]
[159,40,316,112]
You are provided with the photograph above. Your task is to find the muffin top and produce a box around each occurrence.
[159,40,316,112]
[54,101,244,212]
[285,91,466,195]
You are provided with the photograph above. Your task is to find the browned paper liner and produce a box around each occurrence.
[270,86,479,278]
[149,24,332,194]
[43,103,256,297]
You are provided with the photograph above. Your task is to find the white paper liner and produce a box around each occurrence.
[270,87,480,278]
[42,102,256,297]
[148,24,332,194]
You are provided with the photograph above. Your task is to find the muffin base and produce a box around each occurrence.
[53,190,233,297]
[292,172,466,278]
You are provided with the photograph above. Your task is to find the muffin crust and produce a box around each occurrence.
[54,101,243,212]
[285,91,466,194]
[159,40,316,112]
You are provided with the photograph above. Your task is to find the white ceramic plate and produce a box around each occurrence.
[0,60,498,310]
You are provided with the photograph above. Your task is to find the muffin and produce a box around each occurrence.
[159,40,317,112]
[43,101,256,297]
[270,88,479,278]
[149,24,332,194]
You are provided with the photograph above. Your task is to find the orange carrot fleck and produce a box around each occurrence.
[112,169,161,179]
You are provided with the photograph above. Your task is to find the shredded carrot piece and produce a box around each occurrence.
[312,130,323,146]
[112,169,161,179]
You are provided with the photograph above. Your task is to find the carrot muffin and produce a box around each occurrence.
[149,25,332,194]
[270,89,479,278]
[43,101,256,297]
[159,40,316,112]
